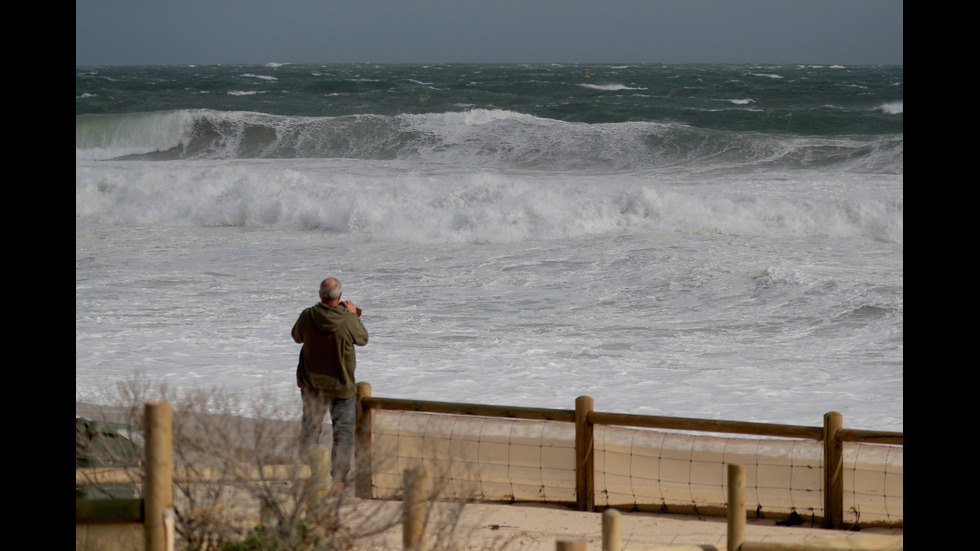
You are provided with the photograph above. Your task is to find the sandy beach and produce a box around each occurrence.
[353,498,903,550]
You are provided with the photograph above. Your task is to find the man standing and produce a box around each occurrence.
[292,278,368,487]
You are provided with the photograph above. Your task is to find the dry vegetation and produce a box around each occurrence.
[76,376,521,551]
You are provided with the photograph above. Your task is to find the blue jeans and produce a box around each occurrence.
[300,390,356,483]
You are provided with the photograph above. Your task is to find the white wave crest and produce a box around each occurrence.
[75,158,903,245]
[879,101,903,114]
[578,83,647,91]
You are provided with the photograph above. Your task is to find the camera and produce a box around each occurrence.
[340,301,362,317]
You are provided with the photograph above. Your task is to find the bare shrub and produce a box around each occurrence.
[78,375,529,550]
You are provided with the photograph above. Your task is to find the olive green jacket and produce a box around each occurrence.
[292,303,368,398]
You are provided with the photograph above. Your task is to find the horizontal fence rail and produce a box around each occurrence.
[77,464,313,486]
[587,411,826,441]
[357,386,902,446]
[360,396,577,422]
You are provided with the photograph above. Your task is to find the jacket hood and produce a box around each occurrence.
[308,303,349,333]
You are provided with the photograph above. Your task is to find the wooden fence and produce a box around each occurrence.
[353,382,903,529]
[572,465,903,551]
[76,401,175,551]
[77,383,902,549]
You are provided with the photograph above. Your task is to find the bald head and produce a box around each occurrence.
[319,278,342,304]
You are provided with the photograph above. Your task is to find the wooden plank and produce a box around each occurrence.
[75,498,143,524]
[362,396,576,422]
[589,411,824,441]
[837,428,903,445]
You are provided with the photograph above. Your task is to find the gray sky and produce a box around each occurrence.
[75,0,903,66]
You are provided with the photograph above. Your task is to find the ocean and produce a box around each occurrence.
[76,63,903,431]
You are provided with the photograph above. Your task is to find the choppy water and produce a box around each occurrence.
[76,63,903,430]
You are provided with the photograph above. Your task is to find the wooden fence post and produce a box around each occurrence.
[823,411,843,529]
[556,539,586,551]
[575,395,595,512]
[403,466,429,551]
[727,464,745,551]
[356,381,374,499]
[602,508,621,551]
[310,446,331,504]
[144,401,173,551]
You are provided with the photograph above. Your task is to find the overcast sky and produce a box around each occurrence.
[76,1,903,66]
